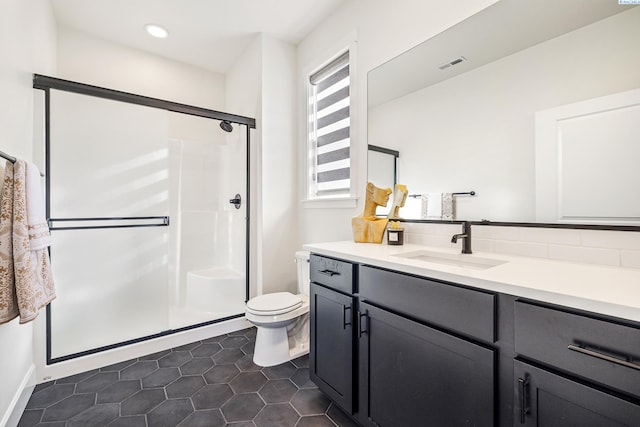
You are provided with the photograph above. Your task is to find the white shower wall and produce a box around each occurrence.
[168,113,247,327]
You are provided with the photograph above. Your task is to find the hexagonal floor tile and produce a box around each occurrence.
[76,371,119,393]
[121,389,166,416]
[290,368,316,389]
[147,398,194,427]
[180,358,214,375]
[258,379,298,403]
[107,415,147,427]
[178,409,225,427]
[290,389,331,416]
[141,367,181,388]
[190,343,222,357]
[191,384,234,410]
[230,372,268,393]
[241,340,256,356]
[120,361,159,380]
[41,394,96,422]
[165,376,206,398]
[235,354,261,372]
[253,403,299,427]
[96,380,141,404]
[220,336,249,349]
[25,383,75,409]
[67,403,119,427]
[262,362,296,380]
[291,354,310,369]
[204,364,240,384]
[158,351,193,368]
[212,348,244,365]
[221,393,265,422]
[296,415,337,427]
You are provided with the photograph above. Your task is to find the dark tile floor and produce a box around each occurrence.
[18,328,359,427]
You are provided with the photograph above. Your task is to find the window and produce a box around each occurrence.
[308,51,351,199]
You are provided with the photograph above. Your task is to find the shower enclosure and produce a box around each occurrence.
[33,75,254,363]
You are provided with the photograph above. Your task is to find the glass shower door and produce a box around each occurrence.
[48,90,171,360]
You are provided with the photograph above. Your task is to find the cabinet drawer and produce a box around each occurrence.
[515,301,640,398]
[310,254,355,294]
[359,265,496,342]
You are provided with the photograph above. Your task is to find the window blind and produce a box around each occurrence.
[309,51,350,197]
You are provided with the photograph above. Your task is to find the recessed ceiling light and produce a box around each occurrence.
[145,24,169,39]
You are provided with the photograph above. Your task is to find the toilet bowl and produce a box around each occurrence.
[245,251,310,367]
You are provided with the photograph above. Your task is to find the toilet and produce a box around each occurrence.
[245,251,310,367]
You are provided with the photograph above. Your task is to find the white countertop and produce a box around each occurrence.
[303,241,640,323]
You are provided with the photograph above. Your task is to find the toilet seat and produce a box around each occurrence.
[246,292,303,316]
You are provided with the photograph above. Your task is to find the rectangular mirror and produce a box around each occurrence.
[367,0,640,225]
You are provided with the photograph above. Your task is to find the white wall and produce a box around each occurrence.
[0,0,56,425]
[57,26,226,110]
[226,34,298,296]
[369,8,640,222]
[296,0,498,245]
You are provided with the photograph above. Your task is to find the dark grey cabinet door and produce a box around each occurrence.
[310,282,354,413]
[514,360,640,426]
[358,301,495,427]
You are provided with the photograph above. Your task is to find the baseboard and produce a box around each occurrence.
[1,364,36,427]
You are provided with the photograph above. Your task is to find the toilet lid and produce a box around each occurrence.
[246,292,303,315]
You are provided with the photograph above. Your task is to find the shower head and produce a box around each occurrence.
[220,120,233,133]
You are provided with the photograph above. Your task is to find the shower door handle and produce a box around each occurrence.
[229,194,241,209]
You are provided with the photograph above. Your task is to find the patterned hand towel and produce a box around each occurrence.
[12,160,56,324]
[26,162,51,250]
[0,161,19,324]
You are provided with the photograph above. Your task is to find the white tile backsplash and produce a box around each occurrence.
[519,227,581,246]
[404,223,640,269]
[580,230,640,250]
[621,250,640,269]
[548,244,620,267]
[492,240,549,259]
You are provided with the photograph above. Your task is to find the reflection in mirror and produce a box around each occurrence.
[367,0,640,225]
[367,145,398,216]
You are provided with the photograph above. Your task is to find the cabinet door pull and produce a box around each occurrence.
[358,312,368,337]
[518,376,530,424]
[567,344,640,371]
[318,269,340,277]
[342,305,352,329]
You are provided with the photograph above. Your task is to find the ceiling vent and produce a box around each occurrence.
[438,56,467,70]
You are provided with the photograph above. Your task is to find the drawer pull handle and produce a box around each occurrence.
[518,376,530,424]
[343,305,352,329]
[319,269,340,277]
[568,344,640,371]
[358,312,368,338]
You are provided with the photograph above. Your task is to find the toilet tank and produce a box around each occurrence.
[295,251,311,296]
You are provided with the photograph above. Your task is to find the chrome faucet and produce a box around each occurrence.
[451,221,472,254]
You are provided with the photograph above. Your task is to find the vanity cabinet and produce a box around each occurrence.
[309,251,640,426]
[309,255,356,414]
[357,265,496,427]
[514,301,640,425]
[358,300,495,427]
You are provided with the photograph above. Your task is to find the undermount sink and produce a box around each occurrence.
[392,249,507,270]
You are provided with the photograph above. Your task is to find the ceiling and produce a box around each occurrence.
[51,0,347,74]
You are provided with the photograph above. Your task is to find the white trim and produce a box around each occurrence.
[2,364,36,427]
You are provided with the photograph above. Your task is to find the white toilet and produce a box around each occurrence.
[245,251,310,367]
